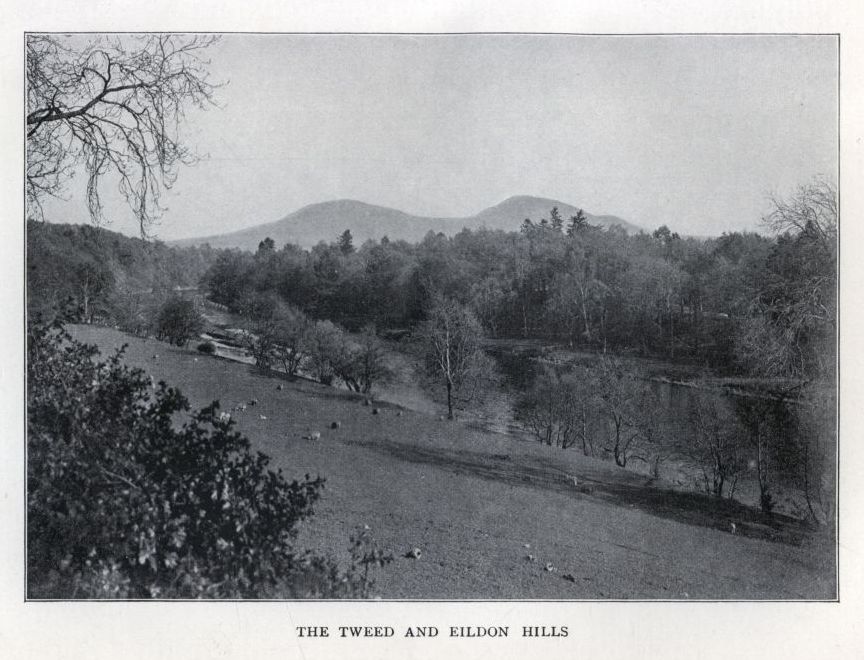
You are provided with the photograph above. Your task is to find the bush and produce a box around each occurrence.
[27,320,387,598]
[155,297,204,347]
[196,340,216,354]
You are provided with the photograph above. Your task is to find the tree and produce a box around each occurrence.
[26,34,220,235]
[594,357,657,468]
[682,388,745,498]
[338,229,355,255]
[331,326,392,394]
[239,291,283,370]
[271,306,311,378]
[74,259,114,323]
[514,366,592,452]
[155,297,203,346]
[420,296,492,420]
[305,320,344,386]
[257,237,276,256]
[566,209,588,236]
[550,207,563,232]
[737,178,837,381]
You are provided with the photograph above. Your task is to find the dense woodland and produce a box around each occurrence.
[198,183,835,384]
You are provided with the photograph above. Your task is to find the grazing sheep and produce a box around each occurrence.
[218,412,231,422]
[403,548,422,559]
[248,399,258,406]
[396,410,403,417]
[259,415,267,420]
[330,421,341,429]
[544,562,556,573]
[372,408,380,415]
[729,522,737,535]
[302,431,321,441]
[276,384,284,391]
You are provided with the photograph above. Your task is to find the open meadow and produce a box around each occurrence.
[69,325,836,600]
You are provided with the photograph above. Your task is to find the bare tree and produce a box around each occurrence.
[594,357,657,468]
[420,296,492,420]
[683,388,745,498]
[763,178,837,248]
[514,366,593,452]
[739,178,838,380]
[26,33,220,235]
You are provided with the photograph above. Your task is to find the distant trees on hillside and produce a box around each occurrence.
[27,221,218,327]
[196,179,835,381]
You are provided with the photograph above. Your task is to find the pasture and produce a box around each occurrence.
[69,325,836,599]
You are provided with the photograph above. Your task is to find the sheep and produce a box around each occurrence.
[302,431,321,441]
[372,407,380,415]
[217,412,231,422]
[330,421,341,429]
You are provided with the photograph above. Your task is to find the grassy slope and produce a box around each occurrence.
[68,325,836,600]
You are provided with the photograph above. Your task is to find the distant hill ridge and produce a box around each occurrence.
[171,195,641,251]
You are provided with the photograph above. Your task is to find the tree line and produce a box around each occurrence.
[202,180,835,383]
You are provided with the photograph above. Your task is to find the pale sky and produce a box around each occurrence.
[43,34,838,240]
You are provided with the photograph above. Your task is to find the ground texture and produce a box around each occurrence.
[67,326,837,600]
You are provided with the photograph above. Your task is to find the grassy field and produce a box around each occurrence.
[67,325,836,600]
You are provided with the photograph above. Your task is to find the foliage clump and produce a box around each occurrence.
[155,297,204,347]
[27,320,389,598]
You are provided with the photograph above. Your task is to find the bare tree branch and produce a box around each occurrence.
[26,33,222,236]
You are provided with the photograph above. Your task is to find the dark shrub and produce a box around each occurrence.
[196,340,216,355]
[27,320,388,598]
[155,297,203,347]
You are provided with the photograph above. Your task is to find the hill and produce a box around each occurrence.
[27,220,218,322]
[67,324,836,599]
[171,196,641,251]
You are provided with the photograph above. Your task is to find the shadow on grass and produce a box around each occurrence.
[349,437,811,547]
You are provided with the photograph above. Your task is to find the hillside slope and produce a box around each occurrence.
[171,196,641,251]
[69,325,835,600]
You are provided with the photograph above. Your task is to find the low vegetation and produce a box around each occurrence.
[27,320,390,598]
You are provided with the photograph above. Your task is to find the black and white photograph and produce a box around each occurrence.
[6,1,864,655]
[22,31,839,602]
